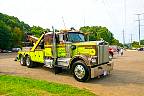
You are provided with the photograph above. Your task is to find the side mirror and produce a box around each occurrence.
[71,45,76,50]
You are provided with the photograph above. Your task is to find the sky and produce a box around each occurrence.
[0,0,144,43]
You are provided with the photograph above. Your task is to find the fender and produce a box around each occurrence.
[69,55,91,69]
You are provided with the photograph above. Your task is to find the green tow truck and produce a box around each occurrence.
[18,29,113,82]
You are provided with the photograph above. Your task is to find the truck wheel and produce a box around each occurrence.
[72,60,90,82]
[20,55,26,66]
[25,56,34,68]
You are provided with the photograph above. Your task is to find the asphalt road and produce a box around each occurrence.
[0,51,144,96]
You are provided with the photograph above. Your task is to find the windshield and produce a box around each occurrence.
[68,32,85,42]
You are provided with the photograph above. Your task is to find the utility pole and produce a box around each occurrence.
[136,14,141,45]
[122,29,125,46]
[130,34,133,48]
[136,13,144,46]
[123,0,126,47]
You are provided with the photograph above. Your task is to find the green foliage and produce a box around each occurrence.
[0,12,123,50]
[140,39,144,45]
[0,13,31,49]
[111,39,119,45]
[0,20,12,49]
[0,75,95,96]
[132,41,140,48]
[31,26,48,37]
[0,13,51,49]
[80,26,120,45]
[118,43,123,47]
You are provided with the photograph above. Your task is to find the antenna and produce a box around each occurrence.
[62,16,66,29]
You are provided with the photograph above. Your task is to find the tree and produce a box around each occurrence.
[140,39,144,45]
[0,13,31,49]
[111,39,119,45]
[0,20,12,49]
[132,41,140,48]
[80,26,120,45]
[11,27,24,47]
[30,26,46,37]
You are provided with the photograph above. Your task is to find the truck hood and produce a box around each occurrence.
[73,41,97,46]
[73,41,105,46]
[72,41,99,56]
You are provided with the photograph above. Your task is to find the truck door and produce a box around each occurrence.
[56,33,72,67]
[57,33,72,58]
[57,33,66,57]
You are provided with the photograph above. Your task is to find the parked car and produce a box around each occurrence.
[2,50,12,53]
[12,48,21,52]
[108,45,119,59]
[0,49,2,53]
[138,48,144,51]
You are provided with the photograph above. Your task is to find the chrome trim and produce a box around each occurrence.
[74,65,85,79]
[91,61,114,78]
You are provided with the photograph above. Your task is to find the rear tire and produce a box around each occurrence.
[72,60,90,82]
[25,56,35,68]
[20,55,26,66]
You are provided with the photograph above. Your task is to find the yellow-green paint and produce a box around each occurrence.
[29,51,44,63]
[57,47,66,57]
[74,41,97,46]
[31,34,44,51]
[77,47,96,56]
[18,34,97,64]
[44,48,52,57]
[71,42,97,56]
[29,52,35,61]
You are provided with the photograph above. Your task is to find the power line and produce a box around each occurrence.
[102,0,115,25]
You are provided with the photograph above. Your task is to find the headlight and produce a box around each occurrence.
[88,56,97,63]
[91,58,96,63]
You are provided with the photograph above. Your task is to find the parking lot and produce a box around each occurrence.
[0,51,144,96]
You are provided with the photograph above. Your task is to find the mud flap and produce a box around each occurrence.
[54,66,62,74]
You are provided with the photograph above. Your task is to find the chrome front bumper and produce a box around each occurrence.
[91,61,114,78]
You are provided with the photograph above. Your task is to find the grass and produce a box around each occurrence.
[0,75,96,96]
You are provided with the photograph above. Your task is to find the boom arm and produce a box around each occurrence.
[27,35,38,44]
[30,34,45,51]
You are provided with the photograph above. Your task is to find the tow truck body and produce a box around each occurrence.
[18,30,113,82]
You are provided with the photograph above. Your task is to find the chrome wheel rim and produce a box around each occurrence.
[74,65,85,79]
[26,57,30,66]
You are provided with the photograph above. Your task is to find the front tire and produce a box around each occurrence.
[72,60,90,82]
[25,56,34,68]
